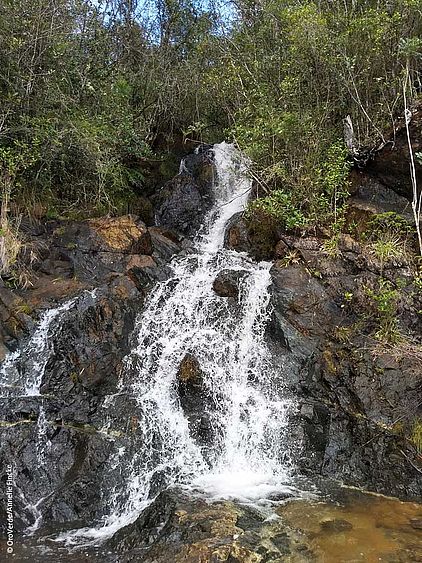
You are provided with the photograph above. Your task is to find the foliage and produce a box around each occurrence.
[367,212,413,238]
[365,278,402,343]
[209,0,421,233]
[248,190,307,231]
[363,212,412,269]
[410,420,422,454]
[369,232,408,267]
[0,0,218,217]
[1,0,422,247]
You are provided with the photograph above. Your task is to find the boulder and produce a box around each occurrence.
[177,354,214,445]
[106,488,301,562]
[154,147,215,237]
[177,353,202,384]
[224,212,250,253]
[155,175,204,236]
[212,269,247,298]
[224,211,279,261]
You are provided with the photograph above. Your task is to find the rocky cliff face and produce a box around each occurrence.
[0,213,191,531]
[224,131,422,500]
[0,139,421,561]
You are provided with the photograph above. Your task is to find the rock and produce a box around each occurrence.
[30,215,154,286]
[181,145,215,195]
[133,195,154,226]
[268,256,422,500]
[275,239,290,259]
[224,212,250,253]
[366,101,422,200]
[155,175,204,236]
[338,234,361,253]
[106,488,304,563]
[410,518,422,530]
[320,518,353,533]
[224,211,279,260]
[0,209,188,531]
[346,177,414,237]
[212,269,247,298]
[177,353,202,384]
[87,215,153,255]
[149,226,187,264]
[154,149,215,237]
[177,355,214,445]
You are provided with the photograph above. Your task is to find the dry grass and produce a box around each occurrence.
[0,182,36,288]
[0,185,22,274]
[367,231,410,271]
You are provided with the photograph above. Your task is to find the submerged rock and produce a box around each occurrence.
[104,485,422,563]
[320,518,353,533]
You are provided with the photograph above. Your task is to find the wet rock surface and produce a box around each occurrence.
[212,269,247,298]
[103,486,421,562]
[267,242,422,500]
[224,212,280,261]
[1,142,422,562]
[177,354,216,447]
[7,485,422,562]
[0,214,188,534]
[154,147,215,236]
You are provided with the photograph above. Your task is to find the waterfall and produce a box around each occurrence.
[0,290,97,397]
[58,142,296,546]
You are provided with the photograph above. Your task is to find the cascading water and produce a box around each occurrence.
[58,142,296,546]
[0,290,97,397]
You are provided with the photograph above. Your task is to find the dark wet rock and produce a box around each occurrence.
[224,212,250,253]
[177,354,215,446]
[106,488,304,563]
[43,215,153,283]
[154,148,215,237]
[366,101,422,200]
[178,353,202,384]
[149,226,191,264]
[155,175,204,236]
[132,195,155,226]
[224,211,280,260]
[268,252,422,500]
[275,238,290,259]
[212,269,247,298]
[181,145,215,195]
[41,276,142,397]
[0,212,187,532]
[0,395,117,530]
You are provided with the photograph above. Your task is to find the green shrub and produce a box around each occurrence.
[365,278,402,344]
[248,190,308,231]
